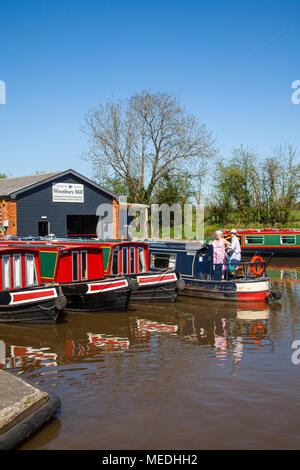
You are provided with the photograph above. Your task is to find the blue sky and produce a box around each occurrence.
[0,0,299,181]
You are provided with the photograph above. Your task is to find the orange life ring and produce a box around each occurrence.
[250,255,264,276]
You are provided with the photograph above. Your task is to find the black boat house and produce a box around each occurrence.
[0,169,120,239]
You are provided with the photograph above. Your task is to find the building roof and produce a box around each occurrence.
[0,169,118,200]
[0,172,61,197]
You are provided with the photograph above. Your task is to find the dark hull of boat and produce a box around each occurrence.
[59,277,131,313]
[180,278,270,302]
[64,288,131,312]
[130,282,178,302]
[241,247,300,256]
[0,300,61,324]
[129,272,180,302]
[0,286,65,324]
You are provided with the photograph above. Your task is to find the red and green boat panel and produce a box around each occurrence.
[223,229,300,255]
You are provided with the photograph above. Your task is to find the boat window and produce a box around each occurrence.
[150,252,176,269]
[122,248,128,274]
[138,248,147,273]
[81,251,88,280]
[111,248,119,274]
[280,235,296,245]
[244,236,264,245]
[2,255,11,290]
[130,247,135,274]
[72,251,79,281]
[13,254,22,288]
[26,254,38,286]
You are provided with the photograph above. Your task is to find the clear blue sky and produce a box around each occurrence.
[0,0,300,180]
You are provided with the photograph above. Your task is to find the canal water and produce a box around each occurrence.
[0,258,300,450]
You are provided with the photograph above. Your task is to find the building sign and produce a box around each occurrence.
[52,183,84,203]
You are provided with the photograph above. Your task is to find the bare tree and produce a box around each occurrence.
[81,90,217,203]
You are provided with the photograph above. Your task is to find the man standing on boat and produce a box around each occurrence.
[227,229,241,268]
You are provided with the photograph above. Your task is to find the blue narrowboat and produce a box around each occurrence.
[148,241,281,302]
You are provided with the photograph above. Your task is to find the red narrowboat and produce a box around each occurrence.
[99,241,183,302]
[0,246,66,323]
[1,239,183,302]
[34,243,132,312]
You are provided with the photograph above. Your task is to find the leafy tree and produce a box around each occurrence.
[211,144,300,226]
[151,171,192,207]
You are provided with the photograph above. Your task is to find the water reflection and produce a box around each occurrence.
[0,299,280,380]
[0,314,131,373]
[175,298,277,374]
[267,262,300,284]
[2,257,300,450]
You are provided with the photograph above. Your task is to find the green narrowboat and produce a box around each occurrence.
[223,229,300,256]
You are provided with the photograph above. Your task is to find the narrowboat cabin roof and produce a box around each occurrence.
[33,243,105,283]
[3,242,104,252]
[0,245,41,254]
[147,241,206,250]
[99,240,148,248]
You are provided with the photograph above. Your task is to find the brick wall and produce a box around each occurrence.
[112,198,119,239]
[0,198,17,238]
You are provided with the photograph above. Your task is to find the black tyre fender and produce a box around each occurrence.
[0,391,61,450]
[55,295,68,311]
[127,277,139,291]
[270,289,282,301]
[176,278,185,291]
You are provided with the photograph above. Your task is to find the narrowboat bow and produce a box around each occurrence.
[0,246,66,323]
[36,243,132,312]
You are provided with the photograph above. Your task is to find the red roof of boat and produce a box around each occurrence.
[0,245,40,253]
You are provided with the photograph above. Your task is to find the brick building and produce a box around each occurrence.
[0,170,120,239]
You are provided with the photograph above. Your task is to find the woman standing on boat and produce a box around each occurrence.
[210,230,231,279]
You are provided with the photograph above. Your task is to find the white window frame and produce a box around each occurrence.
[2,255,11,290]
[168,253,176,269]
[138,248,147,273]
[244,235,264,245]
[150,252,177,269]
[25,253,38,287]
[122,247,128,274]
[13,254,22,288]
[280,235,296,245]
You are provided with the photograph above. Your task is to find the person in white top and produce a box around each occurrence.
[227,229,241,268]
